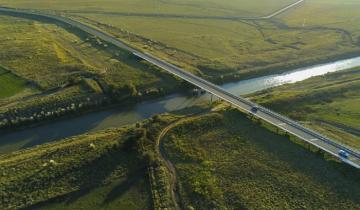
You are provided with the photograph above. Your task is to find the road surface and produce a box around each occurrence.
[1,5,359,169]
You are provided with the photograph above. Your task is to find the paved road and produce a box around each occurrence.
[1,6,359,169]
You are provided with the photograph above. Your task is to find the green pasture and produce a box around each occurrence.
[163,110,360,209]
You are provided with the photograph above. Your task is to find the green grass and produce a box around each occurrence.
[0,14,178,91]
[63,0,360,81]
[162,109,360,209]
[280,0,360,40]
[0,67,30,99]
[0,0,295,17]
[251,68,360,149]
[0,127,152,210]
[2,0,359,82]
[0,14,181,127]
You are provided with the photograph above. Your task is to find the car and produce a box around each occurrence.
[338,150,349,159]
[251,106,259,114]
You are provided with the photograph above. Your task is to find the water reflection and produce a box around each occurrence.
[1,56,359,154]
[223,57,360,96]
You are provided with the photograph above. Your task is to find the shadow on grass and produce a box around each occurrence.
[221,109,360,203]
[22,143,146,209]
[101,167,146,205]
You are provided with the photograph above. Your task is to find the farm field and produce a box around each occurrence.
[251,68,360,150]
[162,109,360,209]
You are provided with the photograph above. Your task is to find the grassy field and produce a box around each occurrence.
[0,0,295,17]
[280,0,360,41]
[0,12,180,92]
[251,68,360,150]
[162,109,360,209]
[0,14,182,128]
[0,66,33,99]
[0,126,152,210]
[0,14,178,91]
[1,0,359,82]
[0,97,359,209]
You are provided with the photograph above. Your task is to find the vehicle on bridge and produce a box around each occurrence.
[251,106,259,114]
[338,150,349,159]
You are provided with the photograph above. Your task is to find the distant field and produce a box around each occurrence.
[1,0,359,82]
[251,68,360,150]
[67,0,360,80]
[0,0,295,17]
[162,110,360,209]
[280,0,360,40]
[0,67,30,99]
[0,14,177,90]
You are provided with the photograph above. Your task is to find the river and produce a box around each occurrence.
[0,56,359,154]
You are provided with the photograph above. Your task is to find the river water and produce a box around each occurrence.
[1,56,359,154]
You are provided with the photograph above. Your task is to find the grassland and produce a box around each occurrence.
[0,126,152,210]
[0,14,183,129]
[0,0,295,17]
[162,109,360,209]
[1,0,359,82]
[251,68,360,150]
[1,97,359,209]
[0,14,177,91]
[0,66,33,99]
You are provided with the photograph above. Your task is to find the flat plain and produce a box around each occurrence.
[2,0,359,81]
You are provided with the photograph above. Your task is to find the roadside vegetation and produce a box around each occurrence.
[0,14,182,130]
[1,100,358,209]
[1,0,360,129]
[251,68,360,150]
[162,109,360,209]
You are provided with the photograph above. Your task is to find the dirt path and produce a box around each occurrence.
[156,114,205,210]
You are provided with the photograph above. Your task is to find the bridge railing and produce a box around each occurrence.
[4,6,358,160]
[257,106,360,158]
[143,54,360,159]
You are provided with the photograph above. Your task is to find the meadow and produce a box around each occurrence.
[0,126,152,210]
[0,66,32,99]
[2,0,359,82]
[0,0,295,17]
[251,68,360,150]
[162,109,360,209]
[1,93,359,209]
[0,14,182,130]
[0,14,177,91]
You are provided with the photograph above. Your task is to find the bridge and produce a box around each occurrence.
[1,6,359,169]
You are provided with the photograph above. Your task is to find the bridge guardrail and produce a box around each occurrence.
[2,6,359,161]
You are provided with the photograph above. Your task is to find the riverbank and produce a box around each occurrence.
[0,55,359,155]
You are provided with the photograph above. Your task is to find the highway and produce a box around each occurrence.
[0,6,359,169]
